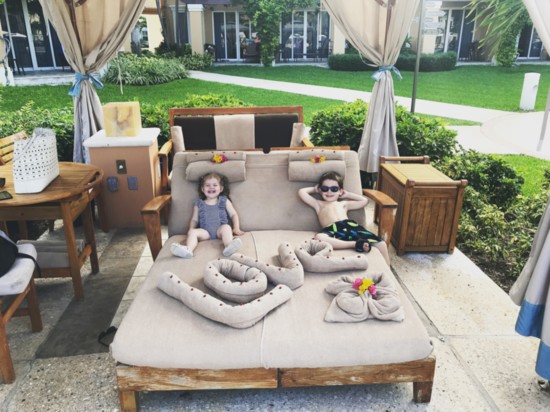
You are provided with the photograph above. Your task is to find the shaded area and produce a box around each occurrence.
[36,229,146,358]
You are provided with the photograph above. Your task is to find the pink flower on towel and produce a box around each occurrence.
[352,277,376,296]
[310,155,326,163]
[211,153,228,163]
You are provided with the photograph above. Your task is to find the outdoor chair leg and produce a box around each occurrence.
[0,321,16,384]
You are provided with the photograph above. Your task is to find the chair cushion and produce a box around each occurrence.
[0,243,36,295]
[17,239,85,268]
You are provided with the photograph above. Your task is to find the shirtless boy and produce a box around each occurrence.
[298,171,390,265]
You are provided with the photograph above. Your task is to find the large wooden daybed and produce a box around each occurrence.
[110,149,435,411]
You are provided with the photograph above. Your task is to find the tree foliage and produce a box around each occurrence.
[233,0,316,67]
[468,0,530,67]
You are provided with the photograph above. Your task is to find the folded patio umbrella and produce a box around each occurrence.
[510,195,550,380]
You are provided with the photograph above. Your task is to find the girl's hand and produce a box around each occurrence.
[340,189,348,198]
[233,228,245,236]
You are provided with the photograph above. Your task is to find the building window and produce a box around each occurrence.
[518,25,544,59]
[281,9,330,61]
[435,8,476,61]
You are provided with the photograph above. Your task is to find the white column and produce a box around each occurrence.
[332,24,346,55]
[187,4,206,54]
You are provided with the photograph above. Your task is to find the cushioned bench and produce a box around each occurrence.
[111,149,435,411]
[159,106,321,194]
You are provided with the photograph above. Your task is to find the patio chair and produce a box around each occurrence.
[0,243,43,384]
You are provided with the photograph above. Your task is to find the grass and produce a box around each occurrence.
[496,154,550,197]
[207,64,550,112]
[0,78,471,126]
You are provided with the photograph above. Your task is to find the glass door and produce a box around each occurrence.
[213,11,237,61]
[26,0,53,68]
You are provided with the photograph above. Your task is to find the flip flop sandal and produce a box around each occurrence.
[355,240,371,253]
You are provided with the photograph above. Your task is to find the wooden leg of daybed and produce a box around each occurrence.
[119,390,138,412]
[413,381,433,403]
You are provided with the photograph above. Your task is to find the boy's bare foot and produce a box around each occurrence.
[171,243,193,259]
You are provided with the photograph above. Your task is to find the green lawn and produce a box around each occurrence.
[496,154,550,197]
[207,64,550,112]
[0,78,470,125]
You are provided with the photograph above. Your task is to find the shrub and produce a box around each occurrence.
[437,150,524,209]
[102,53,188,85]
[309,100,368,151]
[396,105,458,162]
[179,52,213,71]
[328,51,457,72]
[395,51,457,72]
[0,101,74,161]
[154,41,192,58]
[309,100,458,161]
[328,54,376,72]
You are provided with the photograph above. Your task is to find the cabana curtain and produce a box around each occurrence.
[322,0,420,173]
[510,0,550,381]
[38,0,146,163]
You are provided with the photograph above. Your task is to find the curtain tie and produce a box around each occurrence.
[69,73,104,97]
[371,65,402,82]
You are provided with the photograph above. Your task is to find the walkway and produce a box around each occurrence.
[190,70,550,160]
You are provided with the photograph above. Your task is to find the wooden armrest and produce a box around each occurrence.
[380,155,429,164]
[158,140,173,194]
[142,194,171,260]
[363,189,398,245]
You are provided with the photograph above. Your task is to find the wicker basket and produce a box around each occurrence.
[13,128,59,194]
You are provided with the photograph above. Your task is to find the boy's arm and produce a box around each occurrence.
[226,199,245,235]
[298,186,321,212]
[341,190,369,211]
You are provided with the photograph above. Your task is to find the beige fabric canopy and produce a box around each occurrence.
[38,0,146,163]
[322,0,420,173]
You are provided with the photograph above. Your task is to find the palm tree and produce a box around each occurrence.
[468,0,530,66]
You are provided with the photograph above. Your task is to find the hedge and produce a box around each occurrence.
[328,51,457,72]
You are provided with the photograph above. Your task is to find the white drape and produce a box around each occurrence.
[509,0,550,381]
[322,0,420,173]
[38,0,147,163]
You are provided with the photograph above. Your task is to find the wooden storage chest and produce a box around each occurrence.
[378,159,467,255]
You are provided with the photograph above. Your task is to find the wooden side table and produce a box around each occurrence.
[377,157,467,255]
[0,162,104,299]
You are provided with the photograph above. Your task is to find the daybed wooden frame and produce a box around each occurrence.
[117,356,436,411]
[116,149,436,411]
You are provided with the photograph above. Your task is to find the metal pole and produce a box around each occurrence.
[537,87,550,151]
[411,0,425,113]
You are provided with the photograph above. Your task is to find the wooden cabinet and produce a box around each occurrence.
[377,157,467,255]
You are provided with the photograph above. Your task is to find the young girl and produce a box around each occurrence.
[171,172,244,259]
[298,171,390,265]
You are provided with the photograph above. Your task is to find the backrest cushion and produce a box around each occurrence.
[185,151,247,183]
[172,113,299,152]
[168,150,365,237]
[288,149,346,182]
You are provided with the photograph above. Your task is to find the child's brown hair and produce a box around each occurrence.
[198,172,230,200]
[318,171,344,188]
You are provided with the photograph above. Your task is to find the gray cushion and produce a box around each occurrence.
[17,239,85,268]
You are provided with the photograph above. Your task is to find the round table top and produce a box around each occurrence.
[0,162,103,206]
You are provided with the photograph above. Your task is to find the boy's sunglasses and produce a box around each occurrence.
[320,185,340,193]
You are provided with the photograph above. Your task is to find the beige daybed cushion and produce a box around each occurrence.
[111,230,433,370]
